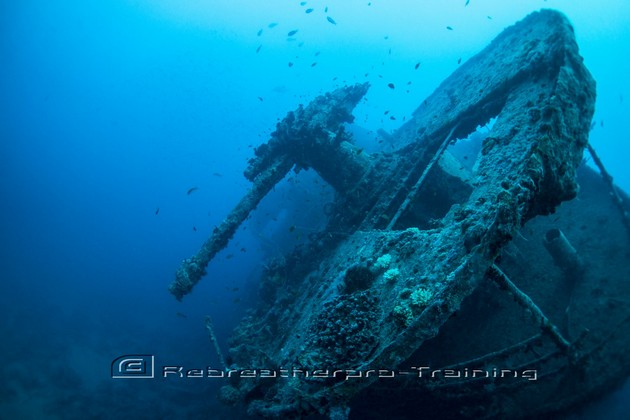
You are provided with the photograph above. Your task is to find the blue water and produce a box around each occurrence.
[2,1,629,418]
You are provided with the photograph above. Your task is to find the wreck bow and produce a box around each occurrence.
[215,9,596,418]
[169,9,613,419]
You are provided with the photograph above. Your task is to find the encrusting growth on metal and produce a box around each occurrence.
[169,83,370,300]
[205,316,226,371]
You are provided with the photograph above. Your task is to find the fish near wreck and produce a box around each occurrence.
[169,9,630,420]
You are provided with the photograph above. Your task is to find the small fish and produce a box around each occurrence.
[387,83,395,89]
[305,8,314,13]
[325,6,328,12]
[356,148,364,155]
[155,207,160,215]
[327,16,337,25]
[257,96,263,101]
[226,254,234,260]
[288,29,299,36]
[176,312,188,318]
[389,116,396,120]
[187,187,198,195]
[256,45,262,53]
[487,15,492,20]
[192,226,197,232]
[388,48,391,55]
[315,51,320,56]
[288,62,293,67]
[465,0,470,6]
[458,57,462,64]
[289,225,296,232]
[446,26,453,31]
[300,1,306,5]
[240,247,247,252]
[257,29,263,36]
[268,22,278,28]
[600,120,604,127]
[384,110,389,115]
[213,172,223,177]
[415,62,421,70]
[233,298,241,304]
[311,62,317,67]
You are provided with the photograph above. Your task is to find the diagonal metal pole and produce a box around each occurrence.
[586,143,630,242]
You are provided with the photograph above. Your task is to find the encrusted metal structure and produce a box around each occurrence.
[170,9,630,419]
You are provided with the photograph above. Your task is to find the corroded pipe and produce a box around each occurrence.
[543,228,584,281]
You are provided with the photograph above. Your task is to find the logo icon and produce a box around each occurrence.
[111,355,155,379]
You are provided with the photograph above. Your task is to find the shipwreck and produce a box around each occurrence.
[169,9,630,419]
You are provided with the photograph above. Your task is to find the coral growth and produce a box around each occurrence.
[392,286,434,326]
[383,268,401,283]
[374,254,392,271]
[306,292,380,367]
